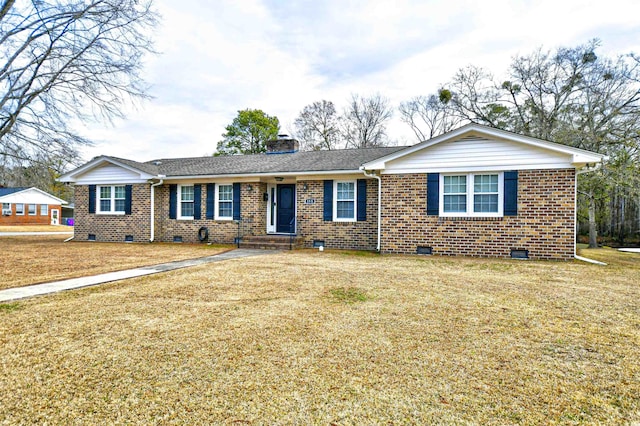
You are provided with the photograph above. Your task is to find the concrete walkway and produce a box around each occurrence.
[0,249,274,302]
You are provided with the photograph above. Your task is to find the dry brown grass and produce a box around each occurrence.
[0,247,638,424]
[0,235,229,290]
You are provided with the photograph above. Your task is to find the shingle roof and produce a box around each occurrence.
[0,187,28,197]
[106,146,406,177]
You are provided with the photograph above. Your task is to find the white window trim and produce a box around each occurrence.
[215,183,233,221]
[96,185,126,215]
[177,184,195,220]
[439,172,504,217]
[333,180,357,222]
[28,204,37,215]
[40,204,48,216]
[15,203,24,215]
[2,203,11,215]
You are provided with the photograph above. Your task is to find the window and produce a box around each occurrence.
[28,204,36,215]
[97,185,126,214]
[15,203,24,215]
[2,203,10,215]
[216,184,233,220]
[334,181,356,221]
[178,185,194,219]
[440,173,503,217]
[40,204,48,216]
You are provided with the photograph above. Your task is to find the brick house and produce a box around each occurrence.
[59,124,604,260]
[0,187,67,226]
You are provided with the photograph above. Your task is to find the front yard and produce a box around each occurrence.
[0,235,228,290]
[0,244,638,424]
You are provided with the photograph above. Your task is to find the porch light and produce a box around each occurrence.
[275,177,284,182]
[247,185,253,192]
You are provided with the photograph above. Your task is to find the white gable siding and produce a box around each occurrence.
[0,188,64,205]
[74,163,149,184]
[382,136,575,174]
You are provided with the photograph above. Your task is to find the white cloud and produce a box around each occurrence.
[80,0,640,161]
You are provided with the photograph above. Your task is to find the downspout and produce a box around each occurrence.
[149,176,165,242]
[360,167,381,252]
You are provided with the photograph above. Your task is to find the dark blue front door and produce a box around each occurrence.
[276,184,295,233]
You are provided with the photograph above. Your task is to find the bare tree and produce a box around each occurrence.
[442,39,640,247]
[399,89,462,141]
[293,100,342,151]
[341,93,393,148]
[0,0,158,168]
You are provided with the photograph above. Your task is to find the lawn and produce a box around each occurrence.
[0,235,229,290]
[0,247,638,424]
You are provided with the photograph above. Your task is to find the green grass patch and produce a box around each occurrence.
[328,286,372,304]
[0,302,22,313]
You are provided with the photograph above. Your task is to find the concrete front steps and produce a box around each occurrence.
[238,234,304,250]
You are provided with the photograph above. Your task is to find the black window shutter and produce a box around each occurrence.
[193,184,201,219]
[88,185,96,214]
[169,184,177,219]
[323,180,333,221]
[232,183,241,220]
[206,183,215,219]
[427,173,439,215]
[357,179,367,221]
[504,171,518,216]
[124,185,132,215]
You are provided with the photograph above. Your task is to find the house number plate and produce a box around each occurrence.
[305,199,316,204]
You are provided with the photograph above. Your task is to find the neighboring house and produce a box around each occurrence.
[0,187,67,226]
[59,124,604,260]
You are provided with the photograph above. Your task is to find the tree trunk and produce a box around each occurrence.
[588,191,598,248]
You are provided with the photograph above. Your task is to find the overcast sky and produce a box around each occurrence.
[79,0,640,162]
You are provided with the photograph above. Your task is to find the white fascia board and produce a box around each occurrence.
[58,156,156,182]
[163,169,365,181]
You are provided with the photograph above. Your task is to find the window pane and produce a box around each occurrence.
[100,186,111,199]
[114,186,126,199]
[181,202,194,217]
[474,194,498,213]
[40,204,48,215]
[336,200,354,218]
[474,175,498,193]
[16,204,24,214]
[28,204,36,215]
[218,201,232,218]
[181,186,194,202]
[444,176,466,194]
[100,200,111,211]
[337,182,354,200]
[443,195,467,213]
[2,203,9,209]
[115,200,126,212]
[219,185,232,202]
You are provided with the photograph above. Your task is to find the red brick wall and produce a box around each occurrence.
[296,179,378,250]
[0,203,60,225]
[74,184,151,242]
[380,169,576,260]
[154,183,267,244]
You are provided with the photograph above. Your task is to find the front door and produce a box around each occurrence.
[276,184,295,233]
[51,209,59,225]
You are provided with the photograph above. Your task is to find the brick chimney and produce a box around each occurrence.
[266,134,299,154]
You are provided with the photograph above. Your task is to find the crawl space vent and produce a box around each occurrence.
[88,234,96,241]
[510,249,529,259]
[313,240,325,248]
[416,246,433,255]
[124,235,134,242]
[173,236,183,243]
